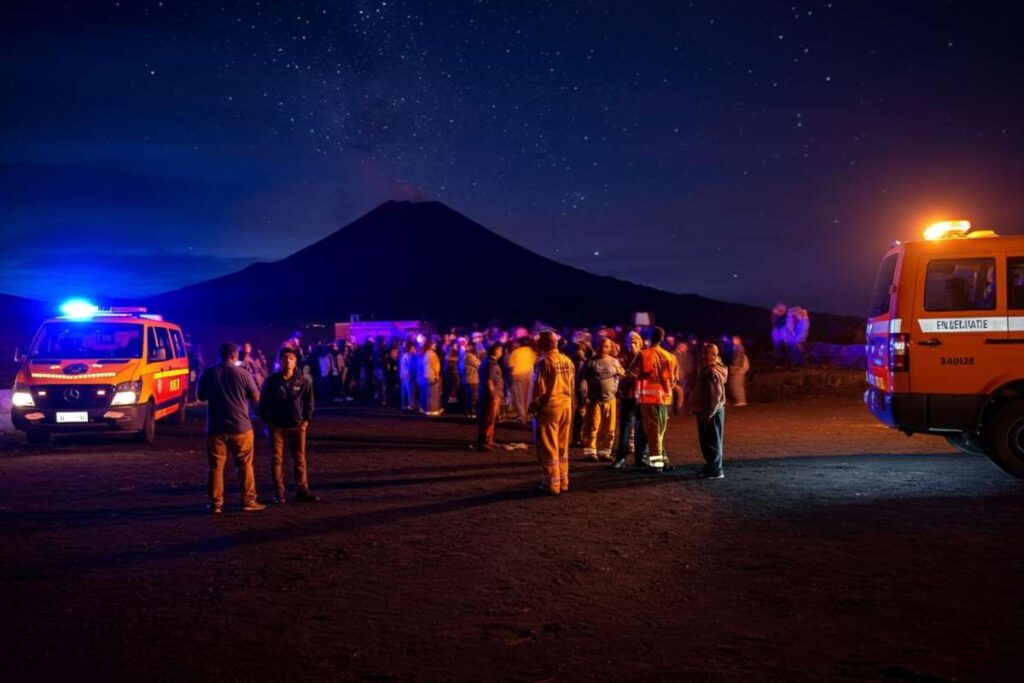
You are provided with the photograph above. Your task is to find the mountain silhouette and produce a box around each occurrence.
[149,200,791,334]
[0,201,860,375]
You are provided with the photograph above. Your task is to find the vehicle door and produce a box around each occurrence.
[147,325,174,407]
[1008,254,1024,351]
[165,328,190,401]
[912,252,1006,395]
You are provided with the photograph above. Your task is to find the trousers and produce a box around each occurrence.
[640,403,669,468]
[478,395,501,446]
[207,431,257,506]
[582,399,617,458]
[269,425,309,496]
[614,398,647,464]
[697,408,725,474]
[534,402,571,494]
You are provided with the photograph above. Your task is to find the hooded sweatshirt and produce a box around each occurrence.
[690,361,729,418]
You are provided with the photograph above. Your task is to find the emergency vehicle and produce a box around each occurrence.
[865,220,1024,477]
[11,301,190,444]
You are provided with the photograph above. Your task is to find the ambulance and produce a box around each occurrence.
[11,301,190,444]
[865,220,1024,477]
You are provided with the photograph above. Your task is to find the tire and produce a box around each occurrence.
[982,400,1024,478]
[26,431,51,445]
[135,401,156,444]
[945,432,985,456]
[167,395,187,425]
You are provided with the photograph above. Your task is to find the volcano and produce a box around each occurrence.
[149,200,787,334]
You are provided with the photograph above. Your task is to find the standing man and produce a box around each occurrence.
[259,347,319,503]
[419,339,443,416]
[508,337,537,423]
[612,331,646,468]
[529,330,575,495]
[691,343,728,479]
[579,337,624,461]
[636,326,678,471]
[477,342,505,451]
[198,342,265,514]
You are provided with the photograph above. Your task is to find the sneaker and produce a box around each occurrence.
[696,470,725,480]
[296,491,321,503]
[611,459,627,469]
[242,501,266,512]
[206,503,223,515]
[272,493,287,504]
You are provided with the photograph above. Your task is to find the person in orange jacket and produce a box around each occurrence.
[636,326,679,470]
[529,330,575,495]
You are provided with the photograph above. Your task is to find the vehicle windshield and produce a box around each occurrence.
[867,253,899,318]
[30,322,144,359]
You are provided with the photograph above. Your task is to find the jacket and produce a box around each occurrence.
[690,362,728,418]
[259,371,314,429]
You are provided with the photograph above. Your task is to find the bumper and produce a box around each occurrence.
[12,404,147,434]
[864,388,985,434]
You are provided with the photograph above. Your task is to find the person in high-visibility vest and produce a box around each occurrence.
[529,330,575,494]
[636,326,679,470]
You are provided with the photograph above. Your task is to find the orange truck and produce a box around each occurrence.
[865,221,1024,477]
[11,302,189,444]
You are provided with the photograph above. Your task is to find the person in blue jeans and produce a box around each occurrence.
[612,331,648,468]
[691,342,728,479]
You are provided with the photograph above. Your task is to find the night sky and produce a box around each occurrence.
[2,1,1022,315]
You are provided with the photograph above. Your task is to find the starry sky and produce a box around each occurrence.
[2,0,1023,315]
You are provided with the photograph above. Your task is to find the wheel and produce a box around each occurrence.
[982,400,1024,478]
[135,401,156,444]
[26,431,50,445]
[945,432,985,456]
[167,395,187,425]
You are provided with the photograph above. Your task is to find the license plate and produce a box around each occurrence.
[56,412,89,424]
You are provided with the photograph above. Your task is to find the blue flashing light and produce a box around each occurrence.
[60,299,99,319]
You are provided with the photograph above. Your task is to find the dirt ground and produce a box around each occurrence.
[1,397,1022,682]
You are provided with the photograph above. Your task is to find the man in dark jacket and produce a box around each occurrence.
[259,347,318,503]
[198,342,265,514]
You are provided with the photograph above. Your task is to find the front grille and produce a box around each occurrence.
[32,385,115,410]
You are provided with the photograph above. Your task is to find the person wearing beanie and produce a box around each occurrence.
[612,330,647,468]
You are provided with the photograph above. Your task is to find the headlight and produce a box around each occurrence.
[110,379,142,406]
[12,386,34,408]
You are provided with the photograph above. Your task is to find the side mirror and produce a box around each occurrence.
[13,347,28,364]
[150,348,168,362]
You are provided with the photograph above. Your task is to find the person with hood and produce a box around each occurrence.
[611,331,647,468]
[529,330,575,495]
[690,342,728,479]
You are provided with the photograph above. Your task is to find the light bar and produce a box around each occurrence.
[923,220,971,241]
[59,299,99,319]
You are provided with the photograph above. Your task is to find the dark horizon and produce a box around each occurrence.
[4,1,1024,316]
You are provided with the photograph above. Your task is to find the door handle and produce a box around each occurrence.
[917,338,942,346]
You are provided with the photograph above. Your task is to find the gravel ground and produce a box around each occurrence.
[1,398,1022,682]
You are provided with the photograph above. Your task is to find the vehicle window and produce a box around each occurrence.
[924,258,996,312]
[30,322,144,359]
[1009,258,1024,310]
[170,329,186,358]
[148,326,172,361]
[868,253,899,318]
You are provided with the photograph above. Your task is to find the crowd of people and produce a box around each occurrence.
[770,302,811,367]
[198,324,751,511]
